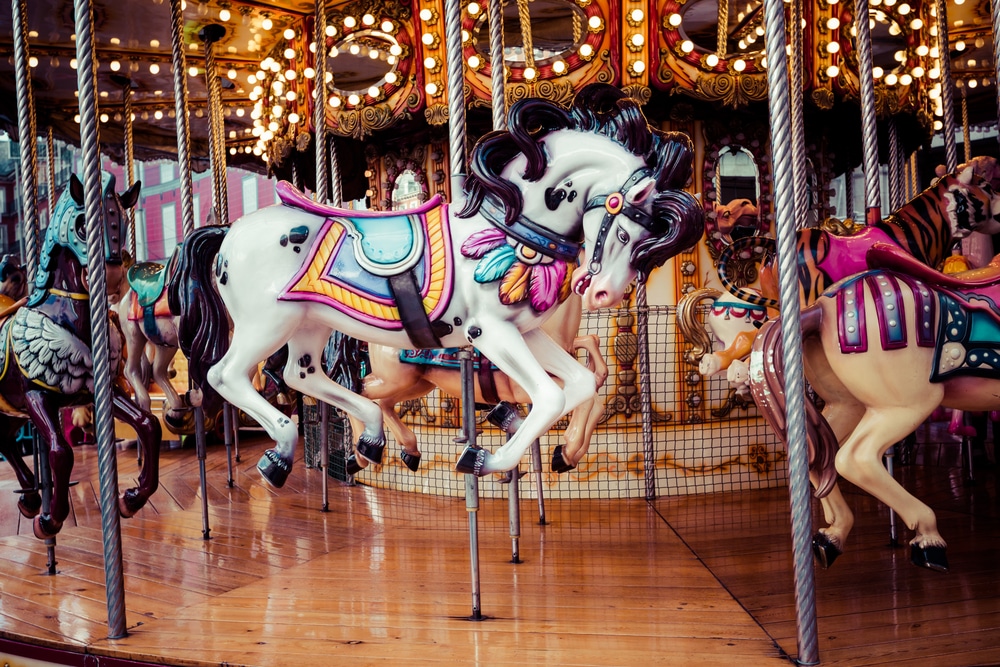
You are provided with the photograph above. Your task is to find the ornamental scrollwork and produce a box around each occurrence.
[331,104,408,140]
[689,73,768,108]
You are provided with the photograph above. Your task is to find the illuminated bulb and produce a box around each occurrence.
[552,60,566,74]
[761,56,768,68]
[524,67,536,80]
[910,18,923,30]
[349,44,360,55]
[262,17,273,30]
[348,93,360,105]
[236,108,245,117]
[827,17,841,29]
[229,147,237,156]
[467,2,481,15]
[288,112,299,124]
[630,9,644,21]
[706,53,719,67]
[262,129,274,140]
[390,44,402,56]
[733,59,746,72]
[826,64,840,77]
[100,113,109,123]
[422,33,434,45]
[934,120,943,130]
[969,79,978,88]
[285,90,295,101]
[326,26,336,37]
[284,47,296,59]
[304,67,314,78]
[424,56,436,69]
[468,55,480,68]
[633,60,645,73]
[367,86,379,98]
[899,73,912,85]
[369,49,379,59]
[668,13,682,27]
[873,66,884,78]
[588,16,602,29]
[827,41,840,53]
[285,69,296,80]
[330,96,341,107]
[888,23,901,36]
[267,121,279,132]
[110,60,121,71]
[150,62,160,74]
[272,105,283,117]
[425,82,438,95]
[188,66,198,76]
[955,41,966,51]
[28,55,38,68]
[325,72,333,83]
[579,44,593,57]
[154,110,163,120]
[420,8,432,21]
[916,45,929,56]
[284,28,295,40]
[385,72,397,84]
[885,72,898,85]
[381,20,393,32]
[219,8,230,21]
[226,68,237,79]
[631,34,644,47]
[344,16,356,28]
[898,3,910,14]
[894,50,906,62]
[362,13,375,26]
[681,40,694,53]
[74,114,80,123]
[110,37,120,45]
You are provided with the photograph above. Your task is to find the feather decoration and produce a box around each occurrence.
[499,262,531,305]
[461,228,506,259]
[528,261,567,313]
[474,244,517,283]
[558,265,575,303]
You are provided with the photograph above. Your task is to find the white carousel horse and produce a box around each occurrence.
[171,84,704,486]
[359,293,608,474]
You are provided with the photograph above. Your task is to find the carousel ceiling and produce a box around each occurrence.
[0,0,997,175]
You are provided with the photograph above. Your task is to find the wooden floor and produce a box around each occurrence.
[0,426,997,666]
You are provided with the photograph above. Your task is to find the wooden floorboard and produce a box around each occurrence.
[0,426,997,665]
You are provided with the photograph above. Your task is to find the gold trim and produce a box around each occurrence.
[48,288,89,300]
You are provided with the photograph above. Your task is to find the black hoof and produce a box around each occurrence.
[33,514,62,540]
[496,469,527,484]
[551,445,576,474]
[345,454,363,476]
[911,544,949,572]
[118,488,146,518]
[811,532,842,569]
[486,402,523,434]
[17,491,41,519]
[455,446,488,476]
[257,449,291,488]
[356,434,385,465]
[400,450,421,472]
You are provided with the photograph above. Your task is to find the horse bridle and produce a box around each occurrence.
[583,167,657,276]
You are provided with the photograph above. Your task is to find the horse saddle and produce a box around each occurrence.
[866,242,1000,291]
[278,182,454,348]
[126,255,179,346]
[399,348,503,405]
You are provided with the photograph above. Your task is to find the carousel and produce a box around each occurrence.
[0,0,998,665]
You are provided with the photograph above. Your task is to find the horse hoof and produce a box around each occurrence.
[811,532,842,569]
[118,489,144,518]
[551,445,576,474]
[911,544,949,572]
[496,469,527,484]
[32,515,62,540]
[356,435,385,465]
[344,454,363,476]
[486,402,523,435]
[257,449,291,488]
[400,450,421,472]
[455,446,488,476]
[17,491,42,519]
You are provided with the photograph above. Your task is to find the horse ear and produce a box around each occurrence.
[120,180,142,209]
[626,178,657,206]
[958,164,975,185]
[70,174,85,206]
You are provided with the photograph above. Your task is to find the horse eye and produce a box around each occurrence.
[616,227,630,244]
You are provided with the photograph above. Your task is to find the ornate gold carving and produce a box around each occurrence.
[331,104,408,139]
[424,103,449,126]
[811,87,835,110]
[689,73,768,108]
[534,80,576,108]
[621,84,651,106]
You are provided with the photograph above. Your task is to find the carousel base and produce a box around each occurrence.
[0,428,997,666]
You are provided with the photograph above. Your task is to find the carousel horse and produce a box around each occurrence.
[358,293,608,474]
[171,84,704,487]
[0,172,163,539]
[719,162,1000,311]
[749,241,1000,572]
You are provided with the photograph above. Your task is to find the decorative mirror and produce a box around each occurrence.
[391,169,425,211]
[713,145,761,243]
[680,0,765,59]
[326,29,402,96]
[470,0,587,66]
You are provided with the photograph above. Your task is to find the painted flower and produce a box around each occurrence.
[461,228,575,313]
[746,443,771,474]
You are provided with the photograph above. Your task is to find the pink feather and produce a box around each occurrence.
[528,261,567,313]
[461,228,506,259]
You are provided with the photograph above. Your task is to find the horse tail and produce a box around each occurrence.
[748,308,838,498]
[676,287,722,366]
[167,226,229,413]
[717,236,779,308]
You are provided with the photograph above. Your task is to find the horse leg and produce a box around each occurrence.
[151,345,184,412]
[835,404,949,571]
[22,391,72,538]
[207,329,303,488]
[112,385,162,517]
[281,328,385,467]
[558,391,607,471]
[0,417,39,517]
[458,326,594,475]
[118,305,153,413]
[373,381,436,472]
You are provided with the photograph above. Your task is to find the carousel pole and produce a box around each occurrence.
[760,0,819,659]
[855,0,883,225]
[72,0,129,639]
[488,0,524,564]
[994,0,1000,155]
[790,0,808,224]
[888,119,903,211]
[46,129,56,232]
[443,0,482,621]
[637,282,656,500]
[961,86,971,163]
[116,75,137,259]
[936,0,958,174]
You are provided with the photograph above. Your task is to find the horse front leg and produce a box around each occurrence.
[23,391,72,539]
[112,385,162,517]
[457,326,594,475]
[0,417,39,517]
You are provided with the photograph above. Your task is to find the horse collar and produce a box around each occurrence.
[584,167,655,275]
[479,196,582,263]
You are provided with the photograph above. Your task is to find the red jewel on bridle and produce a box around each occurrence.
[605,193,624,215]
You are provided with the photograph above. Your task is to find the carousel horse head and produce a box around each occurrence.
[0,254,27,301]
[460,83,704,312]
[927,162,1000,240]
[31,172,139,305]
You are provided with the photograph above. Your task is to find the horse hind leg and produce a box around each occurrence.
[112,385,163,517]
[22,391,73,539]
[0,418,39,518]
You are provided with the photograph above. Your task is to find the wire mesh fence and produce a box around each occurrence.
[303,304,787,500]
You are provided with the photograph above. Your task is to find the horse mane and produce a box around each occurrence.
[631,188,704,282]
[459,84,694,224]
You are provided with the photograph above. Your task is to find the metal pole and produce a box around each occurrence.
[328,139,342,206]
[12,0,40,280]
[961,86,971,163]
[761,0,820,659]
[195,406,211,540]
[529,438,546,525]
[790,0,808,225]
[637,283,656,500]
[885,446,899,546]
[320,402,330,511]
[116,76,137,258]
[46,128,56,230]
[73,0,127,640]
[444,0,467,191]
[314,0,329,204]
[993,0,1000,155]
[888,119,902,211]
[936,0,957,173]
[488,0,507,131]
[507,435,521,564]
[459,349,483,620]
[222,403,235,487]
[169,0,195,238]
[855,0,882,224]
[200,24,229,224]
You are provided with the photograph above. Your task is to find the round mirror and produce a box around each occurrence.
[391,170,425,211]
[471,0,587,66]
[326,29,400,94]
[867,10,908,73]
[680,0,765,58]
